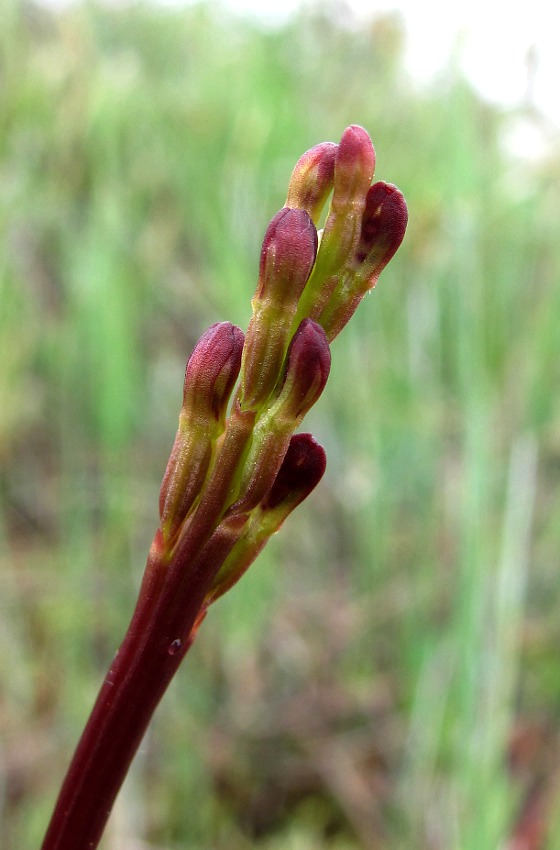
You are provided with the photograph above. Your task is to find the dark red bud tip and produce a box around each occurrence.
[286,141,338,221]
[355,182,408,266]
[257,207,318,303]
[263,433,327,511]
[279,319,331,420]
[183,322,245,422]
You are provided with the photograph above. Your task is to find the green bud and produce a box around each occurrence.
[172,399,257,556]
[158,436,213,547]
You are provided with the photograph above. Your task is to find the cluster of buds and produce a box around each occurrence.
[152,124,408,645]
[40,126,407,850]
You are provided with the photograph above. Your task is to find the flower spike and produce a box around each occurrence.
[41,124,406,850]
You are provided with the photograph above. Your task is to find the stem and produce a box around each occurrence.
[40,534,221,850]
[40,406,256,850]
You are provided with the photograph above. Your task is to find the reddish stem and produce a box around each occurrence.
[40,533,220,850]
[41,402,256,850]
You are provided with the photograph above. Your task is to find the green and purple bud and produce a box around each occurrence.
[315,125,375,272]
[352,181,409,281]
[285,141,338,224]
[182,322,245,430]
[331,125,376,217]
[253,207,317,307]
[204,433,327,605]
[292,125,376,325]
[262,431,327,512]
[240,207,317,410]
[232,319,330,513]
[318,181,408,340]
[159,322,244,545]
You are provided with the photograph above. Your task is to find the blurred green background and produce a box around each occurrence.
[1,1,559,848]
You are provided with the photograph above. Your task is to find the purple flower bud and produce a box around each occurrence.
[285,141,338,224]
[331,125,376,216]
[292,126,376,324]
[274,318,331,423]
[158,323,244,544]
[263,433,326,512]
[240,209,318,409]
[316,125,376,274]
[354,181,408,274]
[182,322,244,428]
[205,434,327,605]
[255,207,317,306]
[318,182,408,341]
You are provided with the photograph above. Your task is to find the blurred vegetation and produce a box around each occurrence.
[1,1,559,848]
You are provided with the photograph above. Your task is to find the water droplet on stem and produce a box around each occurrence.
[168,639,182,656]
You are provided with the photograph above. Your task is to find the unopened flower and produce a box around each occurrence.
[159,322,244,543]
[292,125,377,328]
[241,207,317,410]
[318,180,408,340]
[40,124,407,850]
[205,433,327,606]
[233,319,330,513]
[285,141,338,223]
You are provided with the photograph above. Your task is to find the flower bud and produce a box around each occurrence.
[205,433,327,605]
[292,125,376,327]
[353,181,408,276]
[159,322,244,545]
[177,398,256,550]
[272,318,331,423]
[285,141,338,224]
[318,182,408,341]
[158,436,213,546]
[182,322,245,429]
[332,125,376,215]
[254,207,317,307]
[240,208,318,410]
[315,125,376,276]
[232,320,330,513]
[262,432,327,512]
